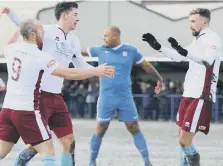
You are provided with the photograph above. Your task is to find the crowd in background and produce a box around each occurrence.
[61,77,187,120]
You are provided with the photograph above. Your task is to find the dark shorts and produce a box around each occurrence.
[40,91,73,138]
[0,108,51,145]
[176,97,212,135]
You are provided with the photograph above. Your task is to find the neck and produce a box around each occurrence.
[57,21,70,33]
[201,26,209,32]
[114,39,121,47]
[24,39,36,45]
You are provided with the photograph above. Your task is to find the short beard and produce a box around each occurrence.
[192,31,200,37]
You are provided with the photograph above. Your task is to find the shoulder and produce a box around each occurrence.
[122,43,140,53]
[4,43,19,54]
[43,24,57,31]
[69,32,80,46]
[206,30,222,44]
[122,43,137,50]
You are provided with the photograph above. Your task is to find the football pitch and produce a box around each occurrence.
[2,119,223,166]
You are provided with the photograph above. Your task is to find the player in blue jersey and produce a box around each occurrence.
[82,26,163,166]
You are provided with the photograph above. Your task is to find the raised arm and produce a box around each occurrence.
[167,36,221,67]
[1,7,22,26]
[6,29,20,46]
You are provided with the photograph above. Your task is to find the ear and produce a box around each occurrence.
[30,32,36,39]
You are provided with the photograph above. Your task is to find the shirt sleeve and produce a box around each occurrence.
[86,47,100,57]
[134,48,145,64]
[71,37,93,68]
[40,53,59,74]
[186,35,222,66]
[7,10,22,26]
[159,46,188,62]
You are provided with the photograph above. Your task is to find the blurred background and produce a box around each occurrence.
[0,0,223,122]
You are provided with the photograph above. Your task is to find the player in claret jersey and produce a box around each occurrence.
[0,19,114,166]
[1,2,104,166]
[142,8,222,166]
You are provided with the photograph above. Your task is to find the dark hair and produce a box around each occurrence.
[54,1,78,20]
[189,8,211,22]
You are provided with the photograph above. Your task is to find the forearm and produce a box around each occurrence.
[141,62,163,82]
[160,46,187,62]
[66,68,96,80]
[186,47,215,67]
[6,29,20,45]
[7,10,22,26]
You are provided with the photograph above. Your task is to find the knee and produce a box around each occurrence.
[179,136,192,148]
[60,134,75,152]
[126,122,139,135]
[96,123,109,137]
[34,140,55,157]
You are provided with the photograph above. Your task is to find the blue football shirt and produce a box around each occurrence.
[88,44,144,96]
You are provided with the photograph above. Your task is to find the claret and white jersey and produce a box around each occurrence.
[40,24,91,94]
[160,28,222,102]
[3,42,59,111]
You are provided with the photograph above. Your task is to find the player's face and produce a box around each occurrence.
[189,14,206,36]
[64,8,79,31]
[103,29,116,48]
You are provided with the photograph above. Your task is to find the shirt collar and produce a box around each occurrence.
[196,27,211,39]
[112,43,123,50]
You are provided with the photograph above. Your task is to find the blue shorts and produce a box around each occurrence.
[96,95,138,124]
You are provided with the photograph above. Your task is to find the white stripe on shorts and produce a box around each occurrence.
[34,110,49,140]
[190,99,204,133]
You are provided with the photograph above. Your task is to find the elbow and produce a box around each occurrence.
[202,59,214,68]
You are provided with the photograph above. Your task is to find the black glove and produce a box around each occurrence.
[142,33,161,50]
[168,37,188,56]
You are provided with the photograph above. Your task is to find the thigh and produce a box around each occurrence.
[11,110,51,145]
[39,92,54,125]
[196,100,212,134]
[40,92,72,131]
[118,96,138,122]
[96,96,116,124]
[0,108,20,144]
[0,139,14,157]
[182,99,211,134]
[176,97,189,127]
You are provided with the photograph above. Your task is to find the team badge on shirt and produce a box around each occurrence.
[123,51,128,57]
[47,59,56,68]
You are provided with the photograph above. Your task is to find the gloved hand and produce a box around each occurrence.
[142,33,161,50]
[168,37,188,56]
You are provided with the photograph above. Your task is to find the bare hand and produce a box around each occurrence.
[155,80,162,94]
[0,7,10,14]
[94,63,115,78]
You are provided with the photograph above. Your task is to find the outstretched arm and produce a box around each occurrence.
[1,7,22,26]
[52,64,114,80]
[167,37,221,67]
